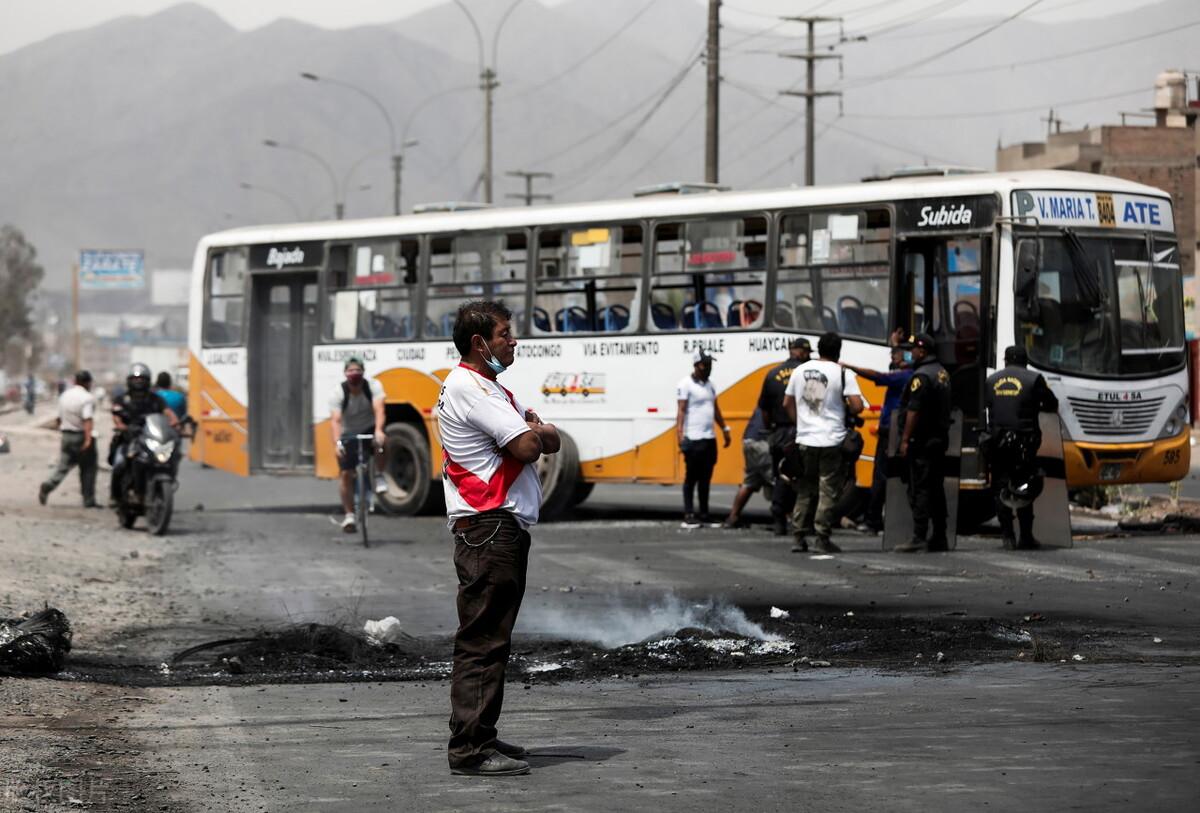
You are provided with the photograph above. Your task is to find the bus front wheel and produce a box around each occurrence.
[538,430,581,520]
[378,422,438,516]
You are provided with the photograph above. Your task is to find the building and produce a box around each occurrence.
[997,70,1200,334]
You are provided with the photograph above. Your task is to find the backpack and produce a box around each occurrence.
[341,379,372,413]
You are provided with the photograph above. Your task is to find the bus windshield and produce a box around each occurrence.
[1017,231,1184,378]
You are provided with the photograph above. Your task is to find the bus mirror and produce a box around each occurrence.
[1015,239,1039,297]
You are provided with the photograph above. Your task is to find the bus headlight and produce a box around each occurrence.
[1160,400,1189,439]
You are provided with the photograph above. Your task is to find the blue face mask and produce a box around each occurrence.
[477,338,507,375]
[903,351,913,364]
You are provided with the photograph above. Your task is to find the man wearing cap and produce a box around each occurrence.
[984,346,1059,549]
[676,349,731,527]
[783,332,863,553]
[894,334,953,553]
[758,337,810,535]
[329,357,387,533]
[38,370,100,508]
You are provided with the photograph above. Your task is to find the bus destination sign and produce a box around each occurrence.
[1013,190,1174,232]
[249,240,326,270]
[896,196,997,233]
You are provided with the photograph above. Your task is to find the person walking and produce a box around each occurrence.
[675,349,731,528]
[840,329,913,533]
[984,345,1059,550]
[328,357,387,533]
[893,334,953,553]
[759,338,810,535]
[721,405,772,529]
[438,300,561,777]
[783,332,863,553]
[38,370,100,508]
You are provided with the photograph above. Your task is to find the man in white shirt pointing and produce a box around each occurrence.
[437,300,560,777]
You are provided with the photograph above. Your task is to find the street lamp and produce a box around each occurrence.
[300,72,403,216]
[262,138,343,220]
[452,0,526,204]
[239,181,303,221]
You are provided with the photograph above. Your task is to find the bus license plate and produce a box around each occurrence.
[1100,463,1123,481]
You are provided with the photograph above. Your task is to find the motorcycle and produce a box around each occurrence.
[113,413,180,535]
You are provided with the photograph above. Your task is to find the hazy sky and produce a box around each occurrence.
[0,0,1168,56]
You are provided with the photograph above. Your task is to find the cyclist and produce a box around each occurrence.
[329,357,386,533]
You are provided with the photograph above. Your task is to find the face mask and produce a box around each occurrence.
[345,371,364,385]
[902,351,913,364]
[477,339,507,376]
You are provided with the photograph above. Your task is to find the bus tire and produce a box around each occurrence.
[538,430,580,520]
[570,480,595,507]
[378,422,435,516]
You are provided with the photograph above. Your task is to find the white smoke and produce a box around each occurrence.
[520,593,778,649]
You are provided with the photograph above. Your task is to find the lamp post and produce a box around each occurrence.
[262,138,343,219]
[239,181,303,221]
[300,72,403,216]
[452,0,525,204]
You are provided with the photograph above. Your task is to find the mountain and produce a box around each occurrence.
[0,0,1195,293]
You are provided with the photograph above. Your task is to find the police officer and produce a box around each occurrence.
[758,337,811,535]
[894,334,952,553]
[984,346,1059,550]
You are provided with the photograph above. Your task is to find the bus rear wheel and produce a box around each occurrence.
[538,430,581,520]
[378,422,438,516]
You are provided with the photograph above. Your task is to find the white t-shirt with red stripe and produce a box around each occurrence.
[437,363,542,529]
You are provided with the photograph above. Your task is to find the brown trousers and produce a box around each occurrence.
[447,511,531,768]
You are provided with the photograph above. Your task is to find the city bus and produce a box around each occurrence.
[186,169,1189,522]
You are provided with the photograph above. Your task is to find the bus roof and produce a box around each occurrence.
[198,169,1172,249]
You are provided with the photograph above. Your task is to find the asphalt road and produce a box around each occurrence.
[82,460,1199,812]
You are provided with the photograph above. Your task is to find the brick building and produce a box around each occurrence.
[996,70,1200,334]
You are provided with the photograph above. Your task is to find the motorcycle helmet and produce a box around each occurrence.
[1000,472,1044,509]
[127,362,152,394]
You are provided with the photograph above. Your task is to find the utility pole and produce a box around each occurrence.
[1041,107,1065,137]
[705,0,721,184]
[780,16,842,187]
[483,68,498,204]
[505,170,554,206]
[71,262,80,370]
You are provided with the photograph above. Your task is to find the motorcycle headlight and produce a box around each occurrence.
[150,440,175,463]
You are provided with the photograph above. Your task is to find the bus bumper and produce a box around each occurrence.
[1064,430,1191,487]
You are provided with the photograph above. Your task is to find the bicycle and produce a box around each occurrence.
[349,433,377,548]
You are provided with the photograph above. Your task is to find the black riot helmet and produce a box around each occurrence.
[127,362,152,394]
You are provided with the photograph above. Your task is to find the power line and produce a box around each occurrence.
[840,85,1150,120]
[825,120,968,166]
[743,117,839,187]
[509,0,661,99]
[597,100,707,198]
[839,0,1046,89]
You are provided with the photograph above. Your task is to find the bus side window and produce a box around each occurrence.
[532,224,643,334]
[325,238,419,341]
[204,248,246,346]
[652,216,766,331]
[424,232,527,338]
[777,208,890,341]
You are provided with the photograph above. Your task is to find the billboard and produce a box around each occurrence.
[79,250,145,290]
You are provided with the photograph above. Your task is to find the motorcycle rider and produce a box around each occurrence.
[110,363,178,503]
[984,346,1059,550]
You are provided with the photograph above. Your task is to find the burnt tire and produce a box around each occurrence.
[538,430,580,520]
[376,422,438,516]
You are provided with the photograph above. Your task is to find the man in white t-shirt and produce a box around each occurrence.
[437,300,560,777]
[783,332,863,554]
[38,370,100,508]
[328,357,387,533]
[675,349,731,527]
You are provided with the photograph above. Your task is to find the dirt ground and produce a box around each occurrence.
[0,405,182,812]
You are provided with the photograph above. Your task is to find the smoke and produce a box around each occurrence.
[519,593,777,649]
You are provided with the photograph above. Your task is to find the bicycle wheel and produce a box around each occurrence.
[357,459,370,547]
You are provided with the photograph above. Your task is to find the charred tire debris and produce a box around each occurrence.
[40,609,1160,688]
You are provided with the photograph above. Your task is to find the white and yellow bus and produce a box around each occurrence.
[186,169,1189,520]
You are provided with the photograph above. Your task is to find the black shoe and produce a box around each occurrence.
[1017,536,1042,550]
[82,500,102,509]
[1001,534,1017,550]
[681,514,701,529]
[812,538,842,554]
[772,519,788,536]
[926,538,950,552]
[38,484,50,505]
[790,538,809,553]
[494,739,527,758]
[450,753,530,777]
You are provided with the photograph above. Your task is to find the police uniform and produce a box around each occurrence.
[984,359,1059,548]
[896,341,952,551]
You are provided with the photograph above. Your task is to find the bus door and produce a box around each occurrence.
[248,272,319,471]
[894,196,999,449]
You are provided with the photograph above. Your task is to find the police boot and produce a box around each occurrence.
[1017,509,1040,550]
[997,510,1017,550]
[926,528,949,553]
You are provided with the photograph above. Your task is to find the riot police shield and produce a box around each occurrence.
[1029,412,1072,548]
[882,410,962,551]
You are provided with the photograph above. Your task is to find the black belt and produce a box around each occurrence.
[61,429,84,435]
[452,511,515,531]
